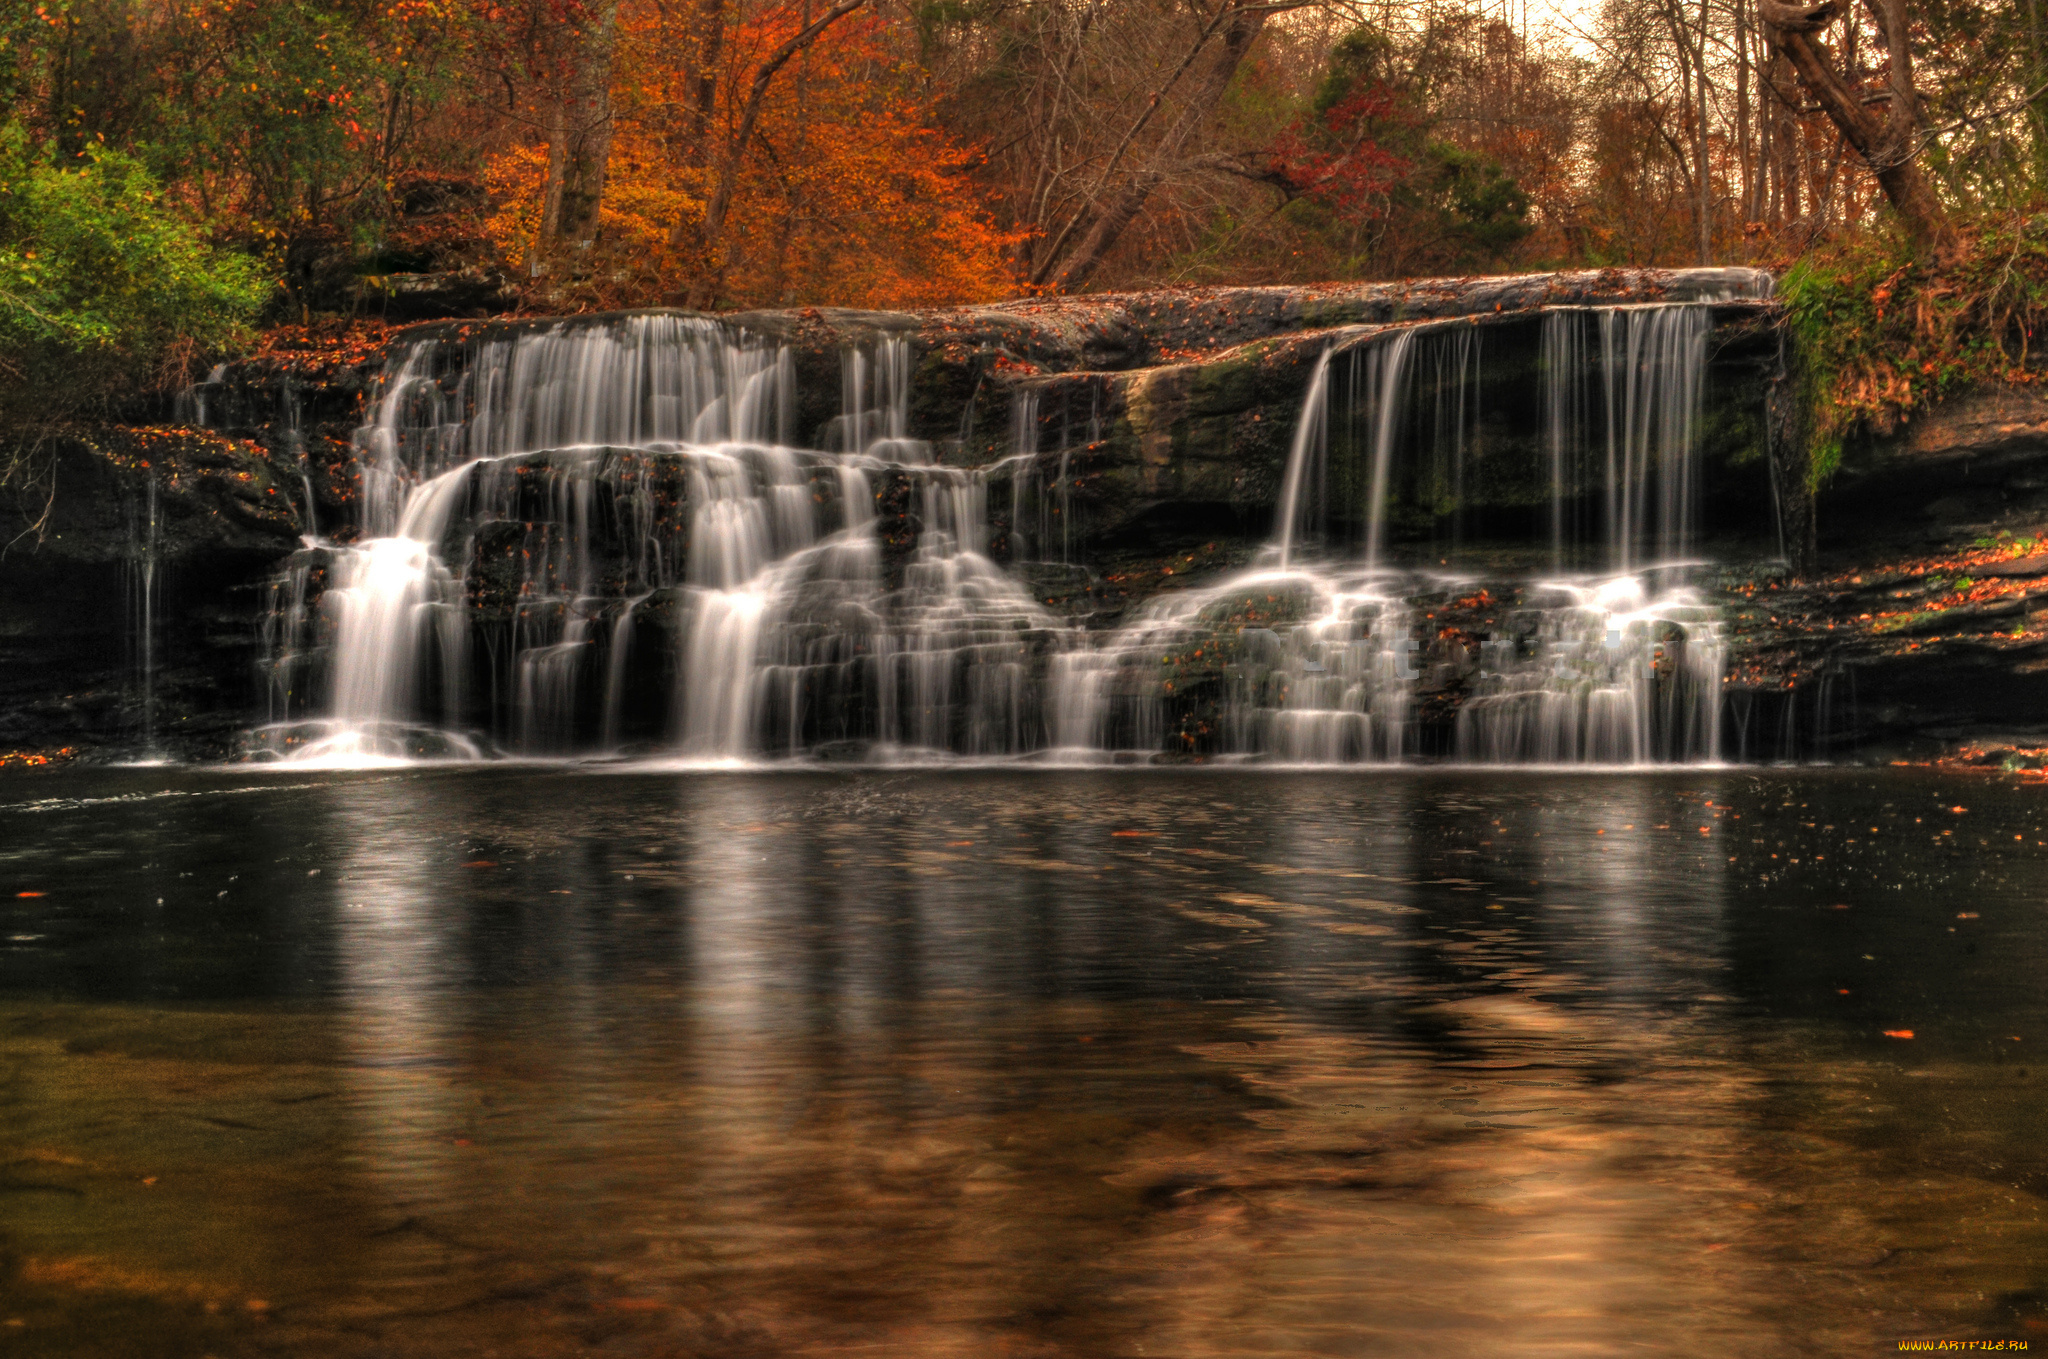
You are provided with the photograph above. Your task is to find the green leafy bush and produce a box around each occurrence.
[0,124,268,431]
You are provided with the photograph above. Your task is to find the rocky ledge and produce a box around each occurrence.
[24,269,2047,766]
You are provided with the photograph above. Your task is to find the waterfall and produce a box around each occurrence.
[259,316,1061,764]
[127,475,163,762]
[1451,575,1724,765]
[1536,305,1711,574]
[174,363,228,428]
[1272,349,1332,570]
[248,293,1738,767]
[1359,329,1419,574]
[1542,312,1586,572]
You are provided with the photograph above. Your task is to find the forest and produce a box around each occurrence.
[0,0,2045,465]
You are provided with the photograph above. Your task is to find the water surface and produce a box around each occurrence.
[1,766,2043,1356]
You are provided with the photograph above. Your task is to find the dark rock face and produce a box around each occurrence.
[0,429,305,758]
[1704,382,2048,759]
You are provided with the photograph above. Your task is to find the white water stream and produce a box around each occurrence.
[251,297,1746,766]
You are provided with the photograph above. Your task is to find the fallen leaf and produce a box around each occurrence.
[1111,830,1157,838]
[15,891,43,898]
[1957,912,1980,919]
[462,861,497,868]
[1883,1029,1915,1039]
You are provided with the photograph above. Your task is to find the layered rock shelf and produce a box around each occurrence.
[6,266,2047,764]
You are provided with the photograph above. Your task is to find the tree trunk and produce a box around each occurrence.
[685,0,727,169]
[678,0,869,308]
[1042,3,1269,294]
[1736,0,1756,224]
[542,0,620,247]
[1757,0,1957,258]
[1696,0,1712,264]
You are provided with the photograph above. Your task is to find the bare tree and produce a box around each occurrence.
[1757,0,1957,256]
[1034,1,1281,291]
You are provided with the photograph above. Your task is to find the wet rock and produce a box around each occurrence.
[353,268,523,321]
[0,430,305,758]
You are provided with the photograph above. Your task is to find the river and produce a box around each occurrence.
[0,764,2042,1356]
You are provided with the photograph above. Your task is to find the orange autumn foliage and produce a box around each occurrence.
[483,5,1024,311]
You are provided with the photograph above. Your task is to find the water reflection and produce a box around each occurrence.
[0,768,2043,1356]
[328,777,464,1216]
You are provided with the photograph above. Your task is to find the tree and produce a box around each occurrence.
[482,1,1020,309]
[1756,0,1958,257]
[1031,1,1280,292]
[670,0,871,306]
[0,125,266,473]
[540,0,621,245]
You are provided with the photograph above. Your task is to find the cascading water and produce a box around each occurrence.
[126,475,163,762]
[1447,305,1723,763]
[257,318,1063,763]
[1040,305,1727,766]
[249,288,1750,767]
[1535,305,1714,571]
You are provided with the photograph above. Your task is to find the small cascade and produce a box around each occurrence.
[1272,350,1332,569]
[1046,567,1418,762]
[174,363,228,428]
[1358,329,1420,573]
[1542,311,1586,571]
[1002,379,1104,569]
[1538,305,1712,572]
[126,476,163,762]
[1452,575,1724,764]
[1050,306,1727,766]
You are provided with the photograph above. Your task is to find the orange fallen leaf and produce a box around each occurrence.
[462,861,497,868]
[1957,912,1980,919]
[946,840,973,846]
[1111,830,1157,838]
[16,891,44,898]
[1883,1029,1915,1039]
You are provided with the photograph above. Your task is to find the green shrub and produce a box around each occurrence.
[0,123,268,435]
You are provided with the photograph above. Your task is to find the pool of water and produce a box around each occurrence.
[0,765,2042,1356]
